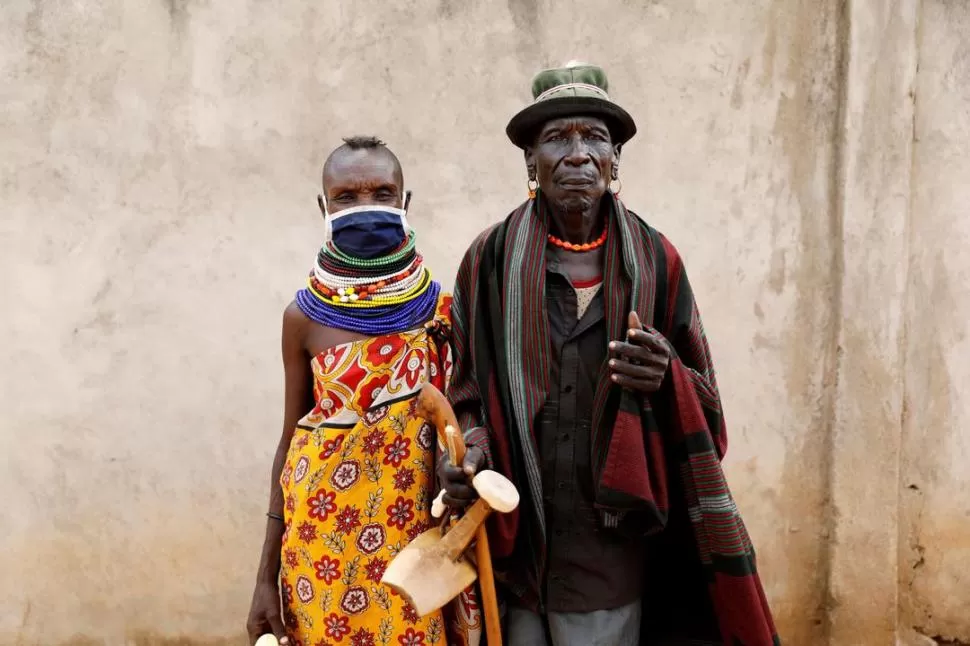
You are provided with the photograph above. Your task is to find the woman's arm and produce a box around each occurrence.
[246,303,315,644]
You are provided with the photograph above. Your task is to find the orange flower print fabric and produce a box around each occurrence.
[279,295,479,646]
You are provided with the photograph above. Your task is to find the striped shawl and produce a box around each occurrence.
[447,195,779,645]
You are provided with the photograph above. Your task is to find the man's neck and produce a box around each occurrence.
[547,197,605,244]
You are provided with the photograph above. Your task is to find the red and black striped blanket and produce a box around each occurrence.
[447,195,779,645]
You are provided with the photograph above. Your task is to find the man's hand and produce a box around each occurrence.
[608,311,670,393]
[246,580,289,645]
[437,445,486,509]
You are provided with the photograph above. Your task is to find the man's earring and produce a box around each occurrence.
[610,167,621,196]
[527,176,538,199]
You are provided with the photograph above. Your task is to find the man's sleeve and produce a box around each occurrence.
[656,234,728,459]
[446,239,494,468]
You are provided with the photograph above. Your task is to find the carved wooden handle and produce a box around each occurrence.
[417,384,466,465]
[415,385,505,645]
[441,498,492,561]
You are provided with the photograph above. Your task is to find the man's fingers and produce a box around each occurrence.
[442,492,476,508]
[608,358,655,379]
[444,484,478,500]
[609,340,637,356]
[439,446,484,510]
[628,311,643,330]
[462,447,485,476]
[610,372,662,392]
[609,340,657,363]
[440,463,466,480]
[626,327,668,352]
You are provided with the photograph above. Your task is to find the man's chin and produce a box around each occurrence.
[546,193,596,214]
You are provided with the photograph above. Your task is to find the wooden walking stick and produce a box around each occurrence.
[382,384,516,646]
[437,422,505,646]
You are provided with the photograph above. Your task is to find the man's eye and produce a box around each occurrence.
[335,194,353,202]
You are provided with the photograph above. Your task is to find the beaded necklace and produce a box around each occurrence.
[294,230,442,336]
[536,194,609,252]
[547,228,608,252]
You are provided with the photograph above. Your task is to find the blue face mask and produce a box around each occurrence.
[321,197,410,259]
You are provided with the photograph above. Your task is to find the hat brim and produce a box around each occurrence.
[506,96,637,149]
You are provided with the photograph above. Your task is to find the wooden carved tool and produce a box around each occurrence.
[381,384,517,646]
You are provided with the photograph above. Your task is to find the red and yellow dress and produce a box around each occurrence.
[279,294,480,646]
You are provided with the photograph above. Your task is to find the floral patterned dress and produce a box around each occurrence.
[279,294,480,646]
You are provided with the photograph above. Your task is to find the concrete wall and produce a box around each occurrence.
[899,2,970,644]
[0,0,966,644]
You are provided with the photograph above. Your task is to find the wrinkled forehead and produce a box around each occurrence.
[322,149,403,191]
[536,115,612,137]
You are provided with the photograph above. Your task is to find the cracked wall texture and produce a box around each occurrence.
[0,0,966,644]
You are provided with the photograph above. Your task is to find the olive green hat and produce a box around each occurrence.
[506,62,637,149]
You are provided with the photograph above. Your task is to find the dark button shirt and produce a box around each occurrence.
[538,248,645,613]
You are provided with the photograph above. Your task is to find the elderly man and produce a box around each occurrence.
[441,64,779,645]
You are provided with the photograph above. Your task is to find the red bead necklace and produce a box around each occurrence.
[547,228,608,252]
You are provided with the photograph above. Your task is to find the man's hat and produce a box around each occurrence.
[506,62,637,149]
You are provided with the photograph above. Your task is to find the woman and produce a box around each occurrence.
[246,136,479,646]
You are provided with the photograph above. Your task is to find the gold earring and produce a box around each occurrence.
[528,178,538,199]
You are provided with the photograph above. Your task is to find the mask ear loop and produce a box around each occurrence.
[318,194,333,243]
[401,190,413,232]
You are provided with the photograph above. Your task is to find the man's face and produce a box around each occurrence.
[526,116,618,214]
[321,149,403,215]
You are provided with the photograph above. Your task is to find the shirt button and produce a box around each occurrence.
[557,482,567,490]
[563,385,574,393]
[560,433,570,442]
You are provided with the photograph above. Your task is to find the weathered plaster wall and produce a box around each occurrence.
[0,1,966,644]
[899,2,970,644]
[827,0,918,643]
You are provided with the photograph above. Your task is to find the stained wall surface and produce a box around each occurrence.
[898,2,970,644]
[0,1,966,644]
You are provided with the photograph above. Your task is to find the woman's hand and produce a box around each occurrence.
[246,580,289,645]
